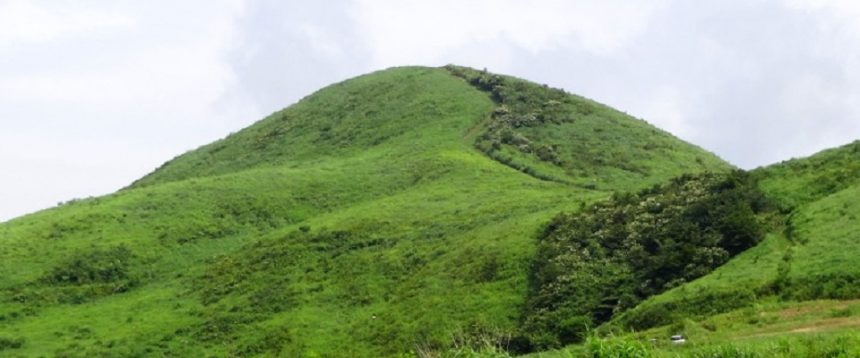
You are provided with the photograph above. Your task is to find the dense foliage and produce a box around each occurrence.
[445,65,727,190]
[448,65,574,182]
[522,171,771,349]
[614,141,860,333]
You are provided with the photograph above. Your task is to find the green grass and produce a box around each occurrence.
[754,140,860,211]
[0,66,730,356]
[535,300,860,358]
[446,65,727,191]
[609,142,860,334]
[781,184,860,299]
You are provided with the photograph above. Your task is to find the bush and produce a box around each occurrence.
[46,245,134,285]
[0,336,24,350]
[521,172,771,348]
[617,289,757,331]
[6,245,142,305]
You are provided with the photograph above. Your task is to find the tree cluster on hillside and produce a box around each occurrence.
[520,171,771,350]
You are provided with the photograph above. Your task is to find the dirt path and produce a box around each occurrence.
[744,316,860,339]
[787,316,860,333]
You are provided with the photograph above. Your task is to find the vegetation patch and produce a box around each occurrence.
[521,171,772,349]
[3,245,138,306]
[44,245,135,286]
[755,140,860,211]
[0,336,24,351]
[445,65,726,190]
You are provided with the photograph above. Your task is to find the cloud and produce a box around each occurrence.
[3,0,860,221]
[352,0,665,67]
[0,0,249,221]
[335,0,858,168]
[634,86,692,139]
[222,0,372,114]
[468,0,860,169]
[0,0,134,49]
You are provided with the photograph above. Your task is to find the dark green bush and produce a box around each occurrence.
[617,289,757,331]
[521,171,771,349]
[0,336,24,350]
[780,273,860,301]
[46,245,134,285]
[1,245,142,305]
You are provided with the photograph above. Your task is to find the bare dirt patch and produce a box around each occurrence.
[788,316,860,334]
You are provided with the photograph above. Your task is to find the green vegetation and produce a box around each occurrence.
[0,65,858,356]
[522,172,771,349]
[754,140,860,211]
[604,142,860,337]
[533,300,860,358]
[445,65,726,190]
[0,66,729,356]
[535,332,860,358]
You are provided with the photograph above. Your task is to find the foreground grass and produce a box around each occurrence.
[525,299,860,358]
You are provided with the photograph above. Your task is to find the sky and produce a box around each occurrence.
[2,0,860,222]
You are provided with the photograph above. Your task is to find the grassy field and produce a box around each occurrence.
[511,142,860,358]
[529,300,860,358]
[0,66,729,356]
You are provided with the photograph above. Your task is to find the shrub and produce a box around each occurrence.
[0,336,24,350]
[521,172,771,348]
[46,245,134,285]
[617,288,757,331]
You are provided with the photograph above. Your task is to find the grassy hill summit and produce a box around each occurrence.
[0,65,857,357]
[131,65,725,190]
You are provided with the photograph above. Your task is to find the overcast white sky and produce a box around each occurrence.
[2,0,860,222]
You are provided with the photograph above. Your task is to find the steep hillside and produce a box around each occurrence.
[605,141,860,332]
[523,171,771,349]
[508,142,860,357]
[0,66,730,356]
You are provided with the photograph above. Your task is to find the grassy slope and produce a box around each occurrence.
[445,65,727,191]
[612,141,860,330]
[532,300,860,357]
[526,141,860,357]
[0,66,729,356]
[755,140,860,211]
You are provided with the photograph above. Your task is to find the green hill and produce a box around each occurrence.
[0,66,731,356]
